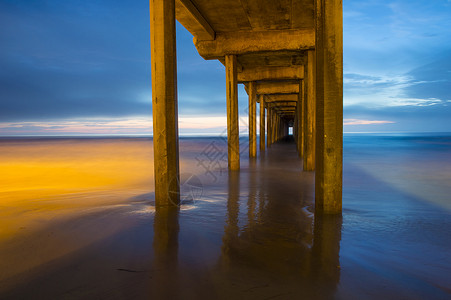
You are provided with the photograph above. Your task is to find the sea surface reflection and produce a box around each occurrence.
[0,135,450,299]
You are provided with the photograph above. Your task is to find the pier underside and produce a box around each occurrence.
[151,0,342,213]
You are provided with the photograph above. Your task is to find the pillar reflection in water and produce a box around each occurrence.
[247,159,257,227]
[220,171,240,269]
[219,149,343,296]
[152,206,179,298]
[311,213,342,296]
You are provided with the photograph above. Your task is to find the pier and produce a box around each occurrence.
[150,0,343,214]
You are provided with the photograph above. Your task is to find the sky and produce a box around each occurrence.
[0,0,450,135]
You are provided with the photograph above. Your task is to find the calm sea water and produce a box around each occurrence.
[0,134,449,299]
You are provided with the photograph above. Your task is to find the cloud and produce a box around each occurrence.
[344,72,414,107]
[1,0,450,134]
[403,51,451,102]
[344,119,395,126]
[344,103,451,132]
[0,118,152,135]
[344,51,451,109]
[0,115,230,136]
[0,0,153,121]
[0,1,229,123]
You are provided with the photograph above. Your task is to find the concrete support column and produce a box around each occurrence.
[150,0,179,206]
[272,109,276,143]
[273,112,278,143]
[297,81,304,157]
[225,54,240,171]
[267,106,272,148]
[294,107,298,144]
[259,95,266,152]
[274,113,277,142]
[315,0,343,214]
[304,50,316,171]
[270,108,274,145]
[248,82,257,158]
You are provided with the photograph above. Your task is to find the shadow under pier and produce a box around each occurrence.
[214,136,343,298]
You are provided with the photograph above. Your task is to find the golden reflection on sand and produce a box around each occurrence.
[0,139,157,238]
[0,138,161,289]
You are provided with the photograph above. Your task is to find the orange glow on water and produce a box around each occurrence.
[0,139,156,239]
[0,139,155,192]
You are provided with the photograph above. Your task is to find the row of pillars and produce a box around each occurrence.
[227,57,296,169]
[229,51,315,169]
[150,0,342,214]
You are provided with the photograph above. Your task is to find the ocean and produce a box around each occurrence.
[0,133,450,299]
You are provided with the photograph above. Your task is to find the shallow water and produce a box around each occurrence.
[0,134,449,299]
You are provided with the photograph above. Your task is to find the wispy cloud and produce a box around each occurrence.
[0,0,450,133]
[343,119,395,126]
[0,119,153,135]
[385,98,443,107]
[0,116,230,136]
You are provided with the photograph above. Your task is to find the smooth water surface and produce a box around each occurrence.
[0,134,449,299]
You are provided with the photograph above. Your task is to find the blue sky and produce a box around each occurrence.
[0,0,450,135]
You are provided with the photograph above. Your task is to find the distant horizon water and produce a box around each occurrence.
[1,131,451,138]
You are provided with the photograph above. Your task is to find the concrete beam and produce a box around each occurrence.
[274,107,296,111]
[265,94,299,102]
[238,51,306,67]
[256,81,300,95]
[238,66,304,83]
[263,99,297,103]
[271,102,297,108]
[263,101,297,107]
[274,110,296,113]
[194,29,315,60]
[245,81,300,95]
[175,0,215,41]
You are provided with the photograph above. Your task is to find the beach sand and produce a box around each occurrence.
[0,135,450,299]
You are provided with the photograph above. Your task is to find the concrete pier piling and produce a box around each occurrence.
[248,81,257,158]
[225,54,240,171]
[151,0,343,213]
[150,0,179,206]
[259,95,266,152]
[314,0,343,214]
[304,50,316,171]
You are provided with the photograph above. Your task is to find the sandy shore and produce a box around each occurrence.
[0,136,450,299]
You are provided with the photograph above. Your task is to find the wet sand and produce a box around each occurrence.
[0,135,450,299]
